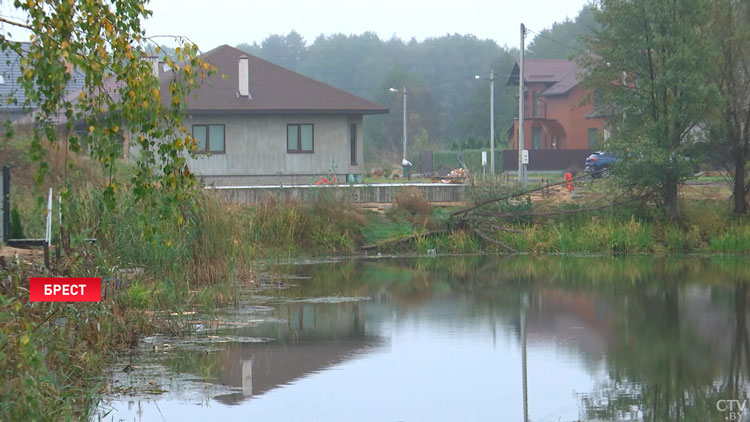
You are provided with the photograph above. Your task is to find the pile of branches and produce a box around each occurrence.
[451,170,651,252]
[362,170,650,252]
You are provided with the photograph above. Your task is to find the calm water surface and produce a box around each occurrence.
[95,255,750,421]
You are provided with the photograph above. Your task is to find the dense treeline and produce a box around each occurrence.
[582,0,750,216]
[235,6,596,162]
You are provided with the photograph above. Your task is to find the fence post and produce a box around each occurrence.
[44,188,52,268]
[1,166,9,245]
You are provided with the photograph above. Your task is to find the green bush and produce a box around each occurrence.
[710,224,750,253]
[246,192,366,256]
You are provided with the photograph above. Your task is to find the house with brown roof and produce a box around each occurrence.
[160,45,388,185]
[507,59,604,151]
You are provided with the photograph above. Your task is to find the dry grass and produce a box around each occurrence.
[394,186,430,216]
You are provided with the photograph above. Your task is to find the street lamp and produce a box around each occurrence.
[519,23,528,187]
[388,86,408,161]
[474,70,495,175]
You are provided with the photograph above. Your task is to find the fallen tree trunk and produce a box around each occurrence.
[361,229,448,251]
[470,195,644,219]
[452,169,606,218]
[472,228,517,253]
[480,222,526,235]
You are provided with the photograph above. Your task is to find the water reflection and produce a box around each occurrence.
[97,255,750,422]
[208,301,383,404]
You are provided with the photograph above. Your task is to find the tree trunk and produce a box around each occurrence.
[664,174,680,221]
[734,150,747,214]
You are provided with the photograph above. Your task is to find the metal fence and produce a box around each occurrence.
[502,149,593,171]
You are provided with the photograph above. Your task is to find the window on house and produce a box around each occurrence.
[532,91,540,117]
[287,124,314,153]
[350,123,357,165]
[192,124,225,154]
[532,127,542,149]
[588,128,599,148]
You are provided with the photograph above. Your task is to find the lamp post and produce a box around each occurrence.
[474,70,495,175]
[519,23,527,187]
[389,86,408,161]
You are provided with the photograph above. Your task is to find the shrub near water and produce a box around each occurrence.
[394,186,431,227]
[246,192,366,255]
[502,214,658,254]
[711,224,750,253]
[66,186,367,276]
[65,187,238,285]
[0,261,159,421]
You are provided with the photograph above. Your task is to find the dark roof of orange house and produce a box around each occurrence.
[540,64,582,96]
[161,45,388,115]
[506,59,580,94]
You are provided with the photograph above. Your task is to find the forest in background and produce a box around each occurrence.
[234,6,596,163]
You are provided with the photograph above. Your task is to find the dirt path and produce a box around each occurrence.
[0,245,44,263]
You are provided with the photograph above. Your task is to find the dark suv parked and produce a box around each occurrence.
[585,151,618,178]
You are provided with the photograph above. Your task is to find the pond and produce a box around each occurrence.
[95,255,750,422]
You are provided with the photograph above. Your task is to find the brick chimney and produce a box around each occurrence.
[147,56,159,78]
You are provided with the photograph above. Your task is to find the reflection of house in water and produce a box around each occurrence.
[206,301,381,405]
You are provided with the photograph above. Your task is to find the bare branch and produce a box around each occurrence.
[471,229,517,253]
[0,16,31,30]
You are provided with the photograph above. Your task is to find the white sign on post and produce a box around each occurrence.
[482,151,488,166]
[521,149,529,165]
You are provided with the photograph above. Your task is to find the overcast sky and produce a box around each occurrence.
[143,0,592,50]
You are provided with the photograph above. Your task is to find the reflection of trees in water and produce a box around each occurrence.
[581,281,750,422]
[725,282,750,399]
[276,255,750,421]
[150,256,750,416]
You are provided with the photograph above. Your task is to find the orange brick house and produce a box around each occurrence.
[507,59,604,150]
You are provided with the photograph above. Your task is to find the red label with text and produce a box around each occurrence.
[29,278,101,302]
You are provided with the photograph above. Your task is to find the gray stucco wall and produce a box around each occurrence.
[185,114,364,185]
[211,183,469,204]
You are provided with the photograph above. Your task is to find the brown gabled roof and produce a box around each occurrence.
[162,45,388,115]
[507,59,578,86]
[540,64,581,96]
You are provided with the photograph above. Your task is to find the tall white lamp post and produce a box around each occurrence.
[475,70,496,175]
[519,23,527,186]
[389,86,408,161]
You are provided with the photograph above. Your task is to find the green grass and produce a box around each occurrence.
[689,176,730,183]
[361,211,415,245]
[473,199,750,255]
[710,224,750,253]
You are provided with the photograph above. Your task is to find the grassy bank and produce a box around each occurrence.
[355,184,750,255]
[1,194,245,420]
[1,177,390,419]
[478,198,750,255]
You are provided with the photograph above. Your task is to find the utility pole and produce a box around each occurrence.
[518,23,527,187]
[403,85,408,161]
[490,69,495,175]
